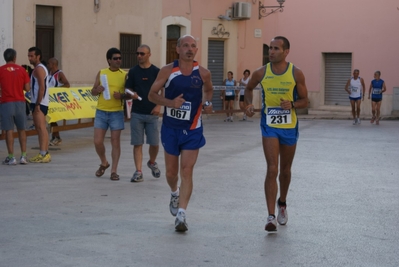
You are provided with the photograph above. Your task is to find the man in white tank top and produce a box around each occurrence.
[344,69,365,125]
[48,57,70,146]
[27,47,51,163]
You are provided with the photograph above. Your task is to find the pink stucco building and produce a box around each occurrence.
[261,0,399,116]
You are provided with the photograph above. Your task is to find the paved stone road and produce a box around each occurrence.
[1,116,398,267]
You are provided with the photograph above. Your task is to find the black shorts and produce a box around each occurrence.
[224,96,235,101]
[30,103,49,116]
[371,98,382,103]
[239,95,244,102]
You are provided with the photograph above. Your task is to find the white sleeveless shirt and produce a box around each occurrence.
[31,63,50,106]
[349,77,362,98]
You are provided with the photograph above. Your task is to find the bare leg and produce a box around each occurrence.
[278,143,297,203]
[5,130,14,155]
[376,101,382,120]
[93,128,108,166]
[371,101,376,118]
[178,149,200,210]
[356,99,361,118]
[350,100,356,119]
[133,145,143,171]
[32,109,49,152]
[165,151,179,192]
[110,130,121,173]
[149,145,159,163]
[17,129,27,154]
[229,100,234,118]
[262,137,280,215]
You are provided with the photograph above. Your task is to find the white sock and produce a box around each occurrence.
[178,208,186,214]
[171,188,179,196]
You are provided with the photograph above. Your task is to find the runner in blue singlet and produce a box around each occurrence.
[148,35,214,232]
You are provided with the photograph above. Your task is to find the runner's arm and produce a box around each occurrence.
[59,72,70,88]
[91,71,103,96]
[35,67,46,105]
[382,82,387,93]
[148,64,184,108]
[368,82,372,99]
[292,67,308,109]
[345,79,351,94]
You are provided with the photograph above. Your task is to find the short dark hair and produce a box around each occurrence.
[274,36,290,50]
[375,71,381,76]
[138,44,151,53]
[3,48,16,62]
[28,47,42,60]
[106,47,121,61]
[228,71,233,75]
[243,69,250,75]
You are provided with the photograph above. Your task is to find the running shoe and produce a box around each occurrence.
[265,215,277,232]
[353,119,357,125]
[357,118,361,124]
[19,156,28,165]
[169,193,179,216]
[29,153,51,163]
[230,116,233,122]
[243,114,247,121]
[130,170,143,182]
[49,137,62,146]
[277,204,288,225]
[376,119,380,125]
[175,211,188,232]
[2,156,17,165]
[147,160,161,178]
[370,116,376,124]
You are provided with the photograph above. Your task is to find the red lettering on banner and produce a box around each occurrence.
[58,98,82,115]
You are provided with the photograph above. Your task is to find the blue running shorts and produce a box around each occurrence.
[161,124,206,156]
[260,123,299,146]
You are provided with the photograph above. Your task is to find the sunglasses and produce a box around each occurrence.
[112,57,122,60]
[136,52,146,56]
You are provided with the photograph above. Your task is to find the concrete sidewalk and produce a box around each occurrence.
[1,117,398,267]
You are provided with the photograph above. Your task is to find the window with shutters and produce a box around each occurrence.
[120,34,141,69]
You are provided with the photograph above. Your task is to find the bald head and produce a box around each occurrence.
[177,35,196,47]
[47,58,59,72]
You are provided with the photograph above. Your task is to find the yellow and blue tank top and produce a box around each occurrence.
[163,60,204,130]
[260,62,297,129]
[97,68,126,112]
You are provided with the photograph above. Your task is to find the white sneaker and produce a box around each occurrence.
[19,156,28,165]
[169,194,179,216]
[175,211,188,232]
[353,119,357,125]
[357,118,361,124]
[265,215,277,232]
[277,204,288,225]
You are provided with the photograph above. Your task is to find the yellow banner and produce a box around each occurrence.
[47,87,99,123]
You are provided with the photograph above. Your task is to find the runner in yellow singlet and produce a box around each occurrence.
[244,36,308,232]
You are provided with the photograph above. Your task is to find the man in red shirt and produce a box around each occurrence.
[0,48,30,165]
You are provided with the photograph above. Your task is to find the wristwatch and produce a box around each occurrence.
[204,101,212,107]
[291,101,295,108]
